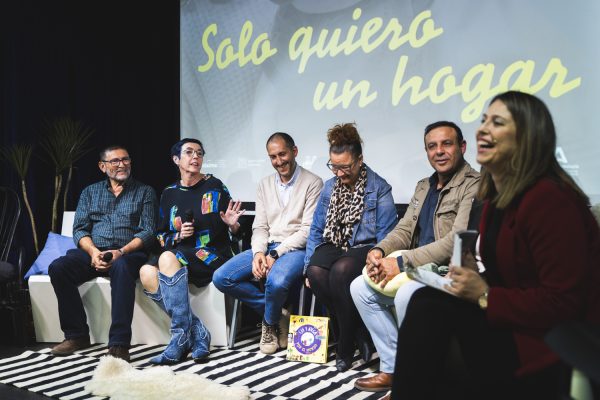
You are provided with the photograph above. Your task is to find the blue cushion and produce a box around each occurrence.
[25,232,76,279]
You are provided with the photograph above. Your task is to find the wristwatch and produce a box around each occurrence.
[268,249,279,260]
[478,289,489,310]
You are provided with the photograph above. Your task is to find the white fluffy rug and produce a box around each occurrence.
[85,356,251,400]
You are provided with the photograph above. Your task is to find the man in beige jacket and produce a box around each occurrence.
[213,132,323,354]
[350,121,480,392]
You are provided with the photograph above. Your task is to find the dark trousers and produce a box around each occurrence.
[306,244,372,359]
[48,248,147,347]
[391,287,565,400]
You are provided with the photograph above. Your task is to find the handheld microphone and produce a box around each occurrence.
[102,252,113,262]
[183,209,194,223]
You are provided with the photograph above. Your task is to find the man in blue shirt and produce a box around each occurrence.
[48,145,158,361]
[350,121,480,392]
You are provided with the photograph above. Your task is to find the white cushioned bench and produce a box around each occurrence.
[29,212,230,346]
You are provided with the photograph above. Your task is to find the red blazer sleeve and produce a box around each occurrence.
[486,180,591,332]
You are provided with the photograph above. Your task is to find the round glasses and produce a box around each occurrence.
[102,157,131,167]
[326,160,354,173]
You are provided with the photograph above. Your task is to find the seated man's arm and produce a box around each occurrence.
[78,236,102,268]
[72,187,102,266]
[72,186,93,248]
[250,181,270,256]
[276,177,323,255]
[132,186,159,251]
[375,182,423,256]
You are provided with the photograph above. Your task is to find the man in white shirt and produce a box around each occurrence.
[213,132,323,354]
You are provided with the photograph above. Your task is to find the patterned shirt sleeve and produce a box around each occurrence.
[72,186,93,247]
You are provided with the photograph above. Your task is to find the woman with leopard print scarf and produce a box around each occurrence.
[304,123,398,372]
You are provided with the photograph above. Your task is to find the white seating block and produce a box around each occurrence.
[29,276,228,345]
[28,211,229,346]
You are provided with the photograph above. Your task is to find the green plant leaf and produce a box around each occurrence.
[0,143,33,179]
[40,117,95,173]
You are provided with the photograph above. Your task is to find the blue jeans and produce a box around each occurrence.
[48,248,147,347]
[350,275,424,373]
[213,243,305,325]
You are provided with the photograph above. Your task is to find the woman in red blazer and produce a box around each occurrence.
[390,91,600,400]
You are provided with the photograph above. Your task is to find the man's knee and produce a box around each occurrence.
[265,272,290,294]
[212,266,227,291]
[48,256,68,279]
[110,257,140,281]
[350,275,367,301]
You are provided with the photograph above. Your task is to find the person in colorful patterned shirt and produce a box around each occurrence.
[139,138,243,365]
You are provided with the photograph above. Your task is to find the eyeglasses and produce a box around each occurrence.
[102,157,131,167]
[326,160,355,173]
[182,149,204,158]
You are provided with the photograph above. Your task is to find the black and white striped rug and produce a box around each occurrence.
[0,329,385,399]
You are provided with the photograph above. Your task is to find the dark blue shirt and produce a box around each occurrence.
[396,174,442,270]
[417,174,443,248]
[73,178,158,250]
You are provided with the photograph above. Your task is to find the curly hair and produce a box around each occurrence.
[327,122,363,159]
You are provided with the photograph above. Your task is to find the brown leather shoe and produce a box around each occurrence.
[51,337,91,356]
[107,346,130,362]
[354,372,393,392]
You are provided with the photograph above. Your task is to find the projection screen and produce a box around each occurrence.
[181,0,600,204]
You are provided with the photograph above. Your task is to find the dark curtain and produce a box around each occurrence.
[1,1,180,267]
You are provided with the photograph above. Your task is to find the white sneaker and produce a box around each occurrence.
[259,322,279,354]
[277,308,291,349]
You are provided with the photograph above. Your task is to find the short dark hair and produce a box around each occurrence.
[424,121,464,144]
[266,132,296,150]
[171,138,205,158]
[100,145,128,160]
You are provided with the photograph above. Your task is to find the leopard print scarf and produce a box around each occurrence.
[323,164,368,250]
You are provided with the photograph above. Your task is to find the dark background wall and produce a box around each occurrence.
[1,1,180,267]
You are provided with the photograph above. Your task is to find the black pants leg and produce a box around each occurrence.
[391,287,520,400]
[48,248,97,339]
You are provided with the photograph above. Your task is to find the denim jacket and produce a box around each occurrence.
[304,165,398,270]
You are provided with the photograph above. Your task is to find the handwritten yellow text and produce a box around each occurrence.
[313,80,377,110]
[392,56,581,122]
[289,8,443,74]
[197,21,277,72]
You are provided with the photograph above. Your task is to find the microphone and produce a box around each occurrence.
[102,252,113,262]
[182,209,194,223]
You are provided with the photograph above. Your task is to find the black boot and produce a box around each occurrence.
[356,327,374,363]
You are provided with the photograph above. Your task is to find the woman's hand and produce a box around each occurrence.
[462,251,479,272]
[445,265,489,303]
[179,221,195,240]
[220,200,245,233]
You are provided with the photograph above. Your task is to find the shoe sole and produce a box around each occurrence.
[259,346,278,355]
[353,383,392,392]
[51,345,92,356]
[50,351,73,356]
